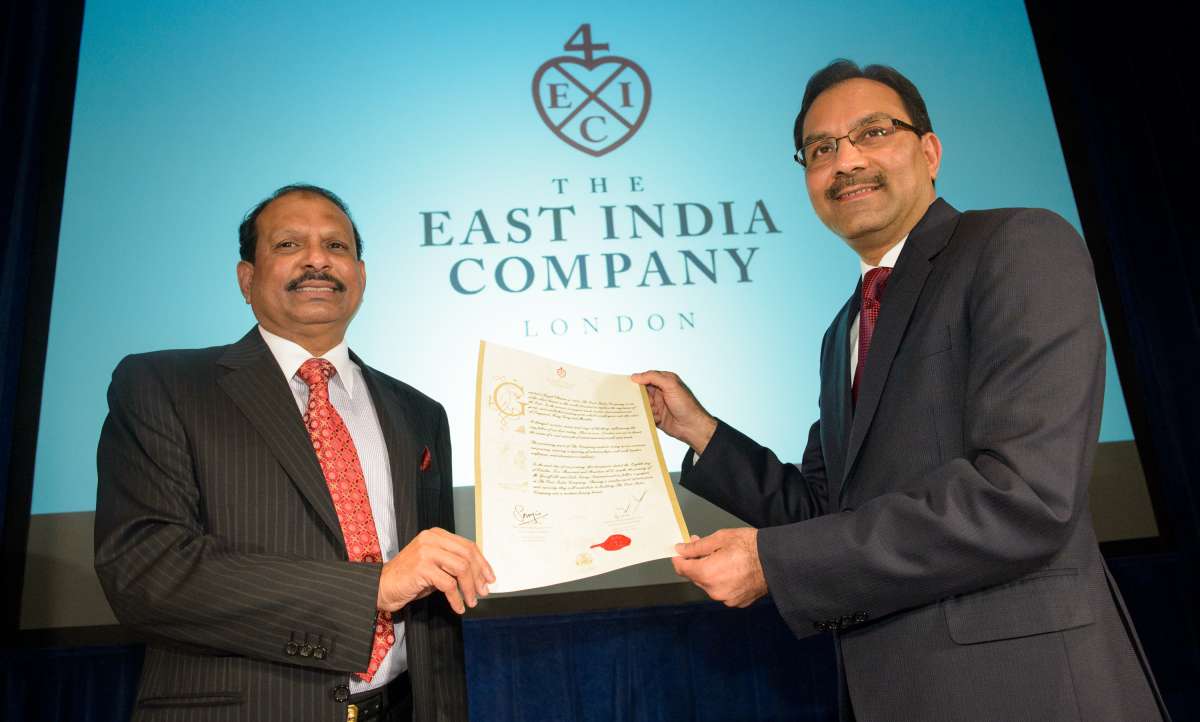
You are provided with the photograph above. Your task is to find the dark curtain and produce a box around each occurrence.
[1025,2,1200,716]
[1,645,143,722]
[464,601,837,722]
[1,0,84,629]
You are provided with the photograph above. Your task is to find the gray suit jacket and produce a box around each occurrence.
[681,200,1168,721]
[95,329,467,721]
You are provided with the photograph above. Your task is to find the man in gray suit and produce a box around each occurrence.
[95,184,492,721]
[635,61,1168,720]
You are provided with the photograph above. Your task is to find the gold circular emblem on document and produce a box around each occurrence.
[492,381,526,417]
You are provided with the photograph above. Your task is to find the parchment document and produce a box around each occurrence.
[474,341,690,592]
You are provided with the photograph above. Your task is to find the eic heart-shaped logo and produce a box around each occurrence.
[532,24,651,157]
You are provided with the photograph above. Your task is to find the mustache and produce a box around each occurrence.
[286,270,346,292]
[827,172,886,201]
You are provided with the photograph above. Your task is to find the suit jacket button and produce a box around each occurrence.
[300,643,314,657]
[332,685,351,703]
[854,612,868,623]
[314,646,328,660]
[285,641,299,656]
[813,620,827,632]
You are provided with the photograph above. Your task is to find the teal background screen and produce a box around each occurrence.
[33,1,1134,513]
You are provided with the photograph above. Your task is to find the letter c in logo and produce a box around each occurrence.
[580,116,608,143]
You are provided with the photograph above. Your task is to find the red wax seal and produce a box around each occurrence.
[591,534,631,551]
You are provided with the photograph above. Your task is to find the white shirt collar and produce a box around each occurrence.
[257,325,358,398]
[859,235,908,279]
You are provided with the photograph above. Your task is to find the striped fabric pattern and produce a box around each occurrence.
[94,328,468,721]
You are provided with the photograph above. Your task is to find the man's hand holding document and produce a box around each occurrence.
[474,342,689,593]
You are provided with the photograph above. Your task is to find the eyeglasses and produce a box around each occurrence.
[794,117,921,168]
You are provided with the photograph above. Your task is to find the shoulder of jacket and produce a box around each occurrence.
[115,343,228,375]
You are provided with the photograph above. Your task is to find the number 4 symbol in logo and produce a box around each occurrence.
[532,24,652,157]
[564,23,609,63]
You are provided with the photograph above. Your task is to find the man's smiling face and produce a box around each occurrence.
[802,78,941,260]
[236,191,366,348]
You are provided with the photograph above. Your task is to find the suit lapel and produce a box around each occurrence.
[354,358,423,637]
[841,199,961,489]
[217,328,346,549]
[823,288,858,501]
[354,357,420,548]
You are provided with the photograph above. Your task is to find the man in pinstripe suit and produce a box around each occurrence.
[95,184,491,721]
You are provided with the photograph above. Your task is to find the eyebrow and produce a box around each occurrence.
[801,112,893,146]
[267,229,303,243]
[269,228,347,241]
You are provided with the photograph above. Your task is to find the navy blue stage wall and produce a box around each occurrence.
[3,2,1199,722]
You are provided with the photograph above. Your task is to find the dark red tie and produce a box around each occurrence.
[853,267,892,406]
[298,358,394,682]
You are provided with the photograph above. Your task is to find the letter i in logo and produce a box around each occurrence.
[532,24,651,157]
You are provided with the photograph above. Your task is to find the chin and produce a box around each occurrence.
[828,219,879,243]
[282,306,346,325]
[835,205,896,237]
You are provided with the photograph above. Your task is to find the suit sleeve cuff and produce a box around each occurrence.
[681,419,729,486]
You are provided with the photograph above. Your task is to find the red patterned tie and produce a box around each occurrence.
[297,358,393,682]
[853,267,892,406]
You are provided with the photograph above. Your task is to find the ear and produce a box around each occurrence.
[236,260,254,304]
[358,259,366,291]
[921,132,943,183]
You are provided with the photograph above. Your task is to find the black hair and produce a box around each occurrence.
[238,184,363,262]
[793,59,933,150]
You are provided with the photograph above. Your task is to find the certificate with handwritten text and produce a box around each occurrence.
[474,341,690,592]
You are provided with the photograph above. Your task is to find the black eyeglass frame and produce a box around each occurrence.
[794,117,921,168]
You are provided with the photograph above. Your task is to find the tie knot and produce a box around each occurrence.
[863,266,892,305]
[297,358,336,388]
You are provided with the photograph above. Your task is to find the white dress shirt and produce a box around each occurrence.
[258,325,406,691]
[849,236,907,383]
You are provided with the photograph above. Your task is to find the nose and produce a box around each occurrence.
[832,137,867,175]
[299,240,333,269]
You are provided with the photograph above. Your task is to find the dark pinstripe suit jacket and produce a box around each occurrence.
[95,329,467,721]
[682,200,1168,721]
